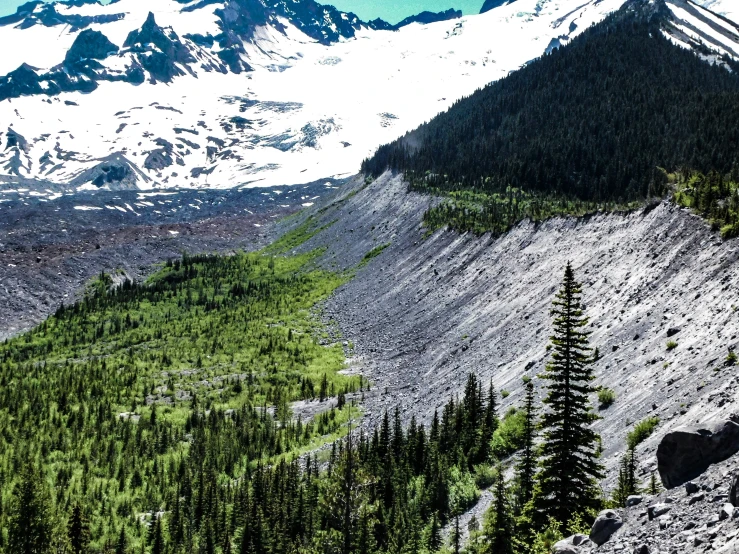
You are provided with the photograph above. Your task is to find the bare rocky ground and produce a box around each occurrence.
[271,171,739,545]
[594,455,739,553]
[0,181,342,340]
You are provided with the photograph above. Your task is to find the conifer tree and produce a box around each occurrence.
[150,517,164,554]
[488,468,513,554]
[613,448,639,506]
[7,464,53,554]
[514,378,538,511]
[115,527,127,554]
[535,262,604,525]
[480,380,499,464]
[452,515,461,554]
[428,513,442,552]
[68,503,91,554]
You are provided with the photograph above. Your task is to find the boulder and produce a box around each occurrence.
[553,534,593,554]
[647,503,671,520]
[656,418,739,488]
[633,545,650,554]
[720,503,734,521]
[590,509,623,546]
[685,481,700,494]
[730,473,739,506]
[626,495,643,507]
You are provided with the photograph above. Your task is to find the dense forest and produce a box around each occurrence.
[362,1,739,235]
[0,236,365,552]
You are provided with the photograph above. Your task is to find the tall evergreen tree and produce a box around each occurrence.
[115,527,127,554]
[68,503,91,554]
[514,378,538,511]
[7,464,53,554]
[535,262,603,525]
[452,515,461,554]
[150,517,164,554]
[428,513,442,552]
[480,380,499,464]
[487,469,513,554]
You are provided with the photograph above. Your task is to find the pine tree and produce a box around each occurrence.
[480,380,499,464]
[535,262,604,525]
[514,378,538,511]
[427,512,442,552]
[150,517,164,554]
[68,503,91,554]
[613,448,639,507]
[452,515,461,554]
[115,527,127,554]
[488,468,513,554]
[7,464,53,554]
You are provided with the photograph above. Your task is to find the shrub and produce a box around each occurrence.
[726,349,737,367]
[448,466,480,513]
[627,416,660,449]
[501,390,510,398]
[666,340,678,351]
[473,464,497,489]
[597,387,616,409]
[491,408,526,459]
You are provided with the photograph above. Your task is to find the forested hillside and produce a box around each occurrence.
[362,0,739,234]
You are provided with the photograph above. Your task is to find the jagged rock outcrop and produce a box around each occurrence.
[64,29,119,65]
[123,12,197,82]
[0,64,44,100]
[657,418,739,488]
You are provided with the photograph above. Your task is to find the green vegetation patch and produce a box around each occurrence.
[0,249,362,550]
[264,216,335,254]
[417,185,641,236]
[672,169,739,238]
[627,416,660,449]
[358,242,391,268]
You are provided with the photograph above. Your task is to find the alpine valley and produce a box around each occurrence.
[5,1,739,554]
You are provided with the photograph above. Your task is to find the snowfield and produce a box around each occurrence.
[0,0,736,191]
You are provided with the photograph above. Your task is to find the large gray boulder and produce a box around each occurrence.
[656,418,739,488]
[589,509,623,546]
[553,534,593,554]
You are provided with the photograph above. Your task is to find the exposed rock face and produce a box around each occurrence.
[124,12,197,83]
[0,0,125,31]
[64,29,119,65]
[590,509,623,546]
[0,64,44,100]
[391,9,462,29]
[480,0,518,14]
[69,153,150,190]
[657,419,739,488]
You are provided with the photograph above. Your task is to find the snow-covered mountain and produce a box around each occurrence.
[0,0,736,192]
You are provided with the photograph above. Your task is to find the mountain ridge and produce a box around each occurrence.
[0,0,630,191]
